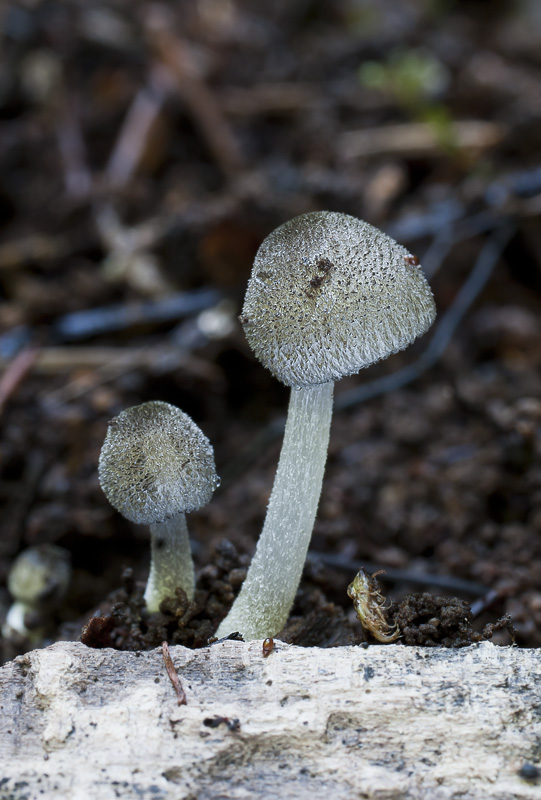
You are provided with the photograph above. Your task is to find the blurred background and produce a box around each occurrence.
[0,0,540,659]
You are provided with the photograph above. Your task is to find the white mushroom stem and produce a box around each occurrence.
[144,514,195,612]
[217,380,334,640]
[3,602,45,643]
[4,601,31,637]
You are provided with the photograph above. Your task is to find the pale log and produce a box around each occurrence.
[1,640,540,799]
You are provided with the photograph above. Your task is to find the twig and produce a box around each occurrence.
[0,344,41,414]
[161,642,187,706]
[55,288,221,340]
[310,553,488,597]
[470,589,507,619]
[419,209,518,280]
[485,164,541,206]
[387,169,538,247]
[105,66,171,189]
[19,345,215,375]
[93,202,175,295]
[35,346,220,406]
[419,224,457,280]
[94,202,174,255]
[0,235,70,271]
[336,220,516,411]
[340,120,505,161]
[145,4,246,181]
[207,632,244,646]
[56,95,93,199]
[221,83,317,116]
[386,199,464,243]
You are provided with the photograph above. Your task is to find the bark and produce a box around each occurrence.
[1,640,540,799]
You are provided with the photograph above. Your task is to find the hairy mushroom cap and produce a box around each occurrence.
[98,401,218,525]
[241,211,436,387]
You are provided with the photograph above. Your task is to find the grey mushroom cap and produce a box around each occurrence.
[98,401,218,525]
[241,211,436,387]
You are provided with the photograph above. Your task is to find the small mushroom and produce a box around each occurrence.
[98,400,218,612]
[3,544,71,640]
[217,211,436,639]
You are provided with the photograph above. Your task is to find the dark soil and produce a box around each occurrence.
[1,0,540,664]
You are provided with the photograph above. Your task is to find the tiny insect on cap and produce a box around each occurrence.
[98,401,219,525]
[240,211,436,387]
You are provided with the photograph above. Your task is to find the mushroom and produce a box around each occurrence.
[216,211,436,640]
[98,400,218,612]
[3,544,71,640]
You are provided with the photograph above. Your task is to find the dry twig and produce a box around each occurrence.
[56,95,93,199]
[340,121,505,160]
[161,641,187,706]
[105,66,171,189]
[0,344,41,414]
[145,5,246,181]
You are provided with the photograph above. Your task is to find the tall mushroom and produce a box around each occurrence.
[217,211,436,640]
[98,400,218,612]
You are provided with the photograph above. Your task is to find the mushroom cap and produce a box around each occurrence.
[98,401,218,525]
[8,544,71,607]
[241,211,436,387]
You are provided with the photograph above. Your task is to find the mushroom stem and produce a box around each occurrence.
[144,514,195,612]
[217,380,334,639]
[4,601,32,638]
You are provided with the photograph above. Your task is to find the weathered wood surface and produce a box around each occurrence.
[1,640,540,799]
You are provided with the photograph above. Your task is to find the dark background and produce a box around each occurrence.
[1,0,540,658]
